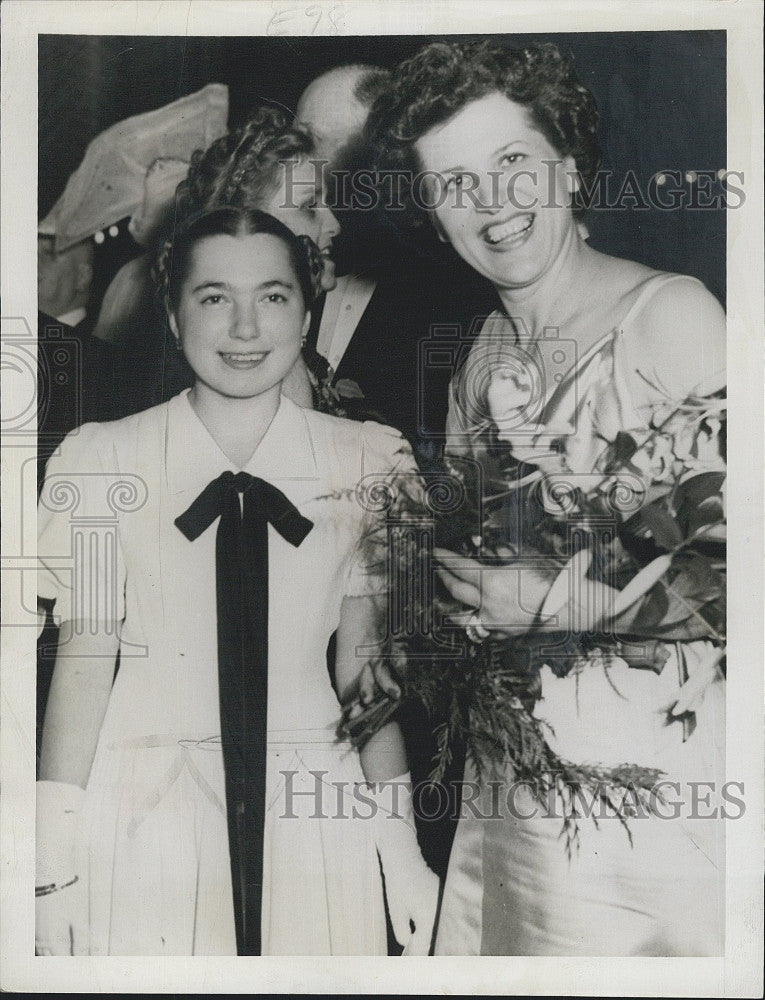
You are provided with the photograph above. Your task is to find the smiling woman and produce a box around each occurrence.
[368,38,727,958]
[414,90,583,293]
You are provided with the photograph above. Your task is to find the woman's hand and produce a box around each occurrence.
[434,546,555,637]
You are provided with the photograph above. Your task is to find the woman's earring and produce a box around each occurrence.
[432,214,450,244]
[566,163,581,196]
[175,338,182,352]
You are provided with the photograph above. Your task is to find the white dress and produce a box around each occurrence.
[38,390,406,955]
[435,274,726,956]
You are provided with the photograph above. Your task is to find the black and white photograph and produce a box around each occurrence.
[1,0,763,994]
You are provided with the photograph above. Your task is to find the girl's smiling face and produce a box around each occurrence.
[414,92,579,292]
[170,231,310,401]
[259,156,340,291]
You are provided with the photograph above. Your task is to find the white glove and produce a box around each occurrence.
[36,781,88,955]
[370,772,440,955]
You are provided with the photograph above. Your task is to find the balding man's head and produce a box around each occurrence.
[296,64,390,169]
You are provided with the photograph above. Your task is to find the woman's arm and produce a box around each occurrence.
[39,619,119,787]
[434,547,651,639]
[626,277,726,401]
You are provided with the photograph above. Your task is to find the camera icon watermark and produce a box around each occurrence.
[1,315,86,446]
[420,316,578,446]
[35,468,149,654]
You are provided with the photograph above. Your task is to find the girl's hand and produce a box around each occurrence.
[36,875,88,956]
[370,775,440,955]
[434,546,554,637]
[35,781,88,955]
[387,858,440,956]
[358,656,403,707]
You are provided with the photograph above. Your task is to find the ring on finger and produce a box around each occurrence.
[465,611,491,644]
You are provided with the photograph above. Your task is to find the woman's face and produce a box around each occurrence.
[259,156,340,291]
[170,232,310,401]
[414,92,579,291]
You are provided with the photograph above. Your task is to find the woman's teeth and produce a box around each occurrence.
[220,352,268,368]
[485,214,534,245]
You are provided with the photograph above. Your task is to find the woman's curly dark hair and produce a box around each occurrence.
[177,105,315,216]
[367,40,600,223]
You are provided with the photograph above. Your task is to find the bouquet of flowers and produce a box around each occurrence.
[338,382,726,849]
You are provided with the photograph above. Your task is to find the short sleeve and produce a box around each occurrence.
[38,424,127,627]
[344,421,421,598]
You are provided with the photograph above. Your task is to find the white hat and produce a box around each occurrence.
[38,83,229,250]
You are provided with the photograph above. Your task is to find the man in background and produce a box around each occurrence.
[295,65,499,466]
[295,65,497,897]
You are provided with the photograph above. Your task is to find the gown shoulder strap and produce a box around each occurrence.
[617,272,704,333]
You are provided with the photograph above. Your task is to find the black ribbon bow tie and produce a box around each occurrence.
[175,470,313,956]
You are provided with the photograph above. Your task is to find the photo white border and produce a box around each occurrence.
[2,1,762,994]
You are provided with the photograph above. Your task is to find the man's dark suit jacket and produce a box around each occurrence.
[332,252,499,468]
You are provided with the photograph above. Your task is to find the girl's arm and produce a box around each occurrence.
[334,593,407,782]
[334,592,439,954]
[36,619,119,955]
[39,619,120,786]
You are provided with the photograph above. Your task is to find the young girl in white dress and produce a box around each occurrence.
[36,207,438,956]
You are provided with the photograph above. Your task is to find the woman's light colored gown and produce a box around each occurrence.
[435,274,726,956]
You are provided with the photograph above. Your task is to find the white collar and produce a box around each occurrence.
[55,306,87,327]
[165,390,320,518]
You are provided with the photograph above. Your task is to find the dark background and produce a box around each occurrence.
[39,31,727,305]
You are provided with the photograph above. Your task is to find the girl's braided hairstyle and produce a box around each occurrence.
[156,106,327,317]
[153,206,320,321]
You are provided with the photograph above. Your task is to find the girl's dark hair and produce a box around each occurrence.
[178,105,315,215]
[367,40,600,223]
[154,206,319,316]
